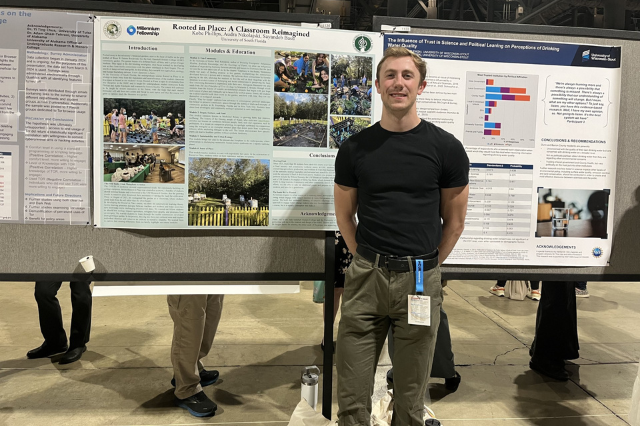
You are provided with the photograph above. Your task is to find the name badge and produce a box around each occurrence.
[408,295,431,326]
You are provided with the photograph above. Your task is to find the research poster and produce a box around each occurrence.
[384,34,621,266]
[0,9,93,224]
[93,16,380,229]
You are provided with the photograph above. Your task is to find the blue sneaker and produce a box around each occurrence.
[174,391,217,417]
[171,369,219,388]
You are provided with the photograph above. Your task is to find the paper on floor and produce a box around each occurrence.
[630,363,640,426]
[287,399,336,426]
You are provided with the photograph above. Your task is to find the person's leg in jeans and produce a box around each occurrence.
[68,280,92,350]
[33,281,67,350]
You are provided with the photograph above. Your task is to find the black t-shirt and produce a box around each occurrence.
[335,119,469,256]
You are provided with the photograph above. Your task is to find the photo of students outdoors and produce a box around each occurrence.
[273,93,328,148]
[103,99,186,145]
[536,188,609,238]
[330,54,373,116]
[188,158,270,227]
[103,145,185,184]
[329,116,371,149]
[274,51,330,94]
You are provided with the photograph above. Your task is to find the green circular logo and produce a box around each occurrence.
[353,35,373,53]
[103,21,122,39]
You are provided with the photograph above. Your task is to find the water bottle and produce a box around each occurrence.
[301,366,320,410]
[312,281,325,303]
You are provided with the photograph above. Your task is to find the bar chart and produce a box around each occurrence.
[464,72,538,148]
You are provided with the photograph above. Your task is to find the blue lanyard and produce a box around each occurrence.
[415,259,424,294]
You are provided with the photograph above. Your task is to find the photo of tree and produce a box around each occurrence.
[188,158,270,227]
[273,93,328,148]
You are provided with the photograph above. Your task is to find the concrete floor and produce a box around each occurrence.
[0,280,637,425]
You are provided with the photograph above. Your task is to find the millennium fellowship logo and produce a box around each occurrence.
[103,21,122,39]
[127,25,137,36]
[353,35,373,53]
[592,247,603,258]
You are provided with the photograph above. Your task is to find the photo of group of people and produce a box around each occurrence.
[103,144,185,184]
[188,158,270,227]
[103,99,186,145]
[272,52,373,148]
[273,52,330,94]
[330,55,373,116]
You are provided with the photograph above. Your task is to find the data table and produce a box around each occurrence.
[464,163,533,237]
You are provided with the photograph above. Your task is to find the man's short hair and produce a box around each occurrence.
[376,47,426,83]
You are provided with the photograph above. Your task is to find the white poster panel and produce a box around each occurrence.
[93,17,381,230]
[0,8,93,224]
[382,34,621,266]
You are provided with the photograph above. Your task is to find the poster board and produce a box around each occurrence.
[0,8,93,225]
[378,30,621,267]
[374,16,640,280]
[0,1,337,281]
[92,16,380,231]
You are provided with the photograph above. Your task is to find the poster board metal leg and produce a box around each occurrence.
[322,231,336,419]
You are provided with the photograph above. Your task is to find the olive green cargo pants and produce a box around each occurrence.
[336,252,442,426]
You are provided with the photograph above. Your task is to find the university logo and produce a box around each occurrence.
[582,49,590,62]
[353,34,373,53]
[103,20,122,39]
[592,247,603,258]
[127,25,137,36]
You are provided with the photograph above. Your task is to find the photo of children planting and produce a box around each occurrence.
[330,55,373,116]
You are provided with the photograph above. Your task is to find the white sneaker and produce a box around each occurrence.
[489,285,505,297]
[424,405,443,425]
[527,289,541,301]
[576,288,590,298]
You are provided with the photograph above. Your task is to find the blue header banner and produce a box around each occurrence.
[384,34,621,68]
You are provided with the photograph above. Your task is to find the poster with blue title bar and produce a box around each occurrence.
[382,33,621,266]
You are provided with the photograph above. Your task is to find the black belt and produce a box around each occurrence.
[356,246,439,273]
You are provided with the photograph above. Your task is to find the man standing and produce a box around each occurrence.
[27,281,92,364]
[334,47,469,425]
[168,294,224,417]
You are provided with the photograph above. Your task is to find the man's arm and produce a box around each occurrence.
[438,185,469,264]
[334,183,358,254]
